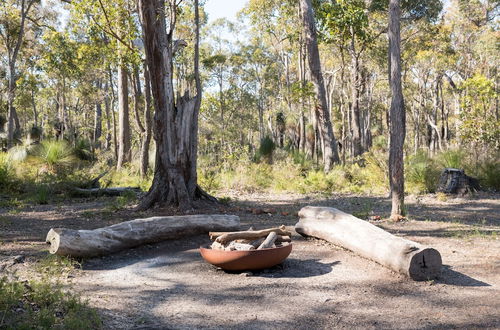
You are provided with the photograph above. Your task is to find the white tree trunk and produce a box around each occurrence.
[46,214,240,258]
[295,206,441,280]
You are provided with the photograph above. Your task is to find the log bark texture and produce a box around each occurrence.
[295,206,441,280]
[46,214,240,258]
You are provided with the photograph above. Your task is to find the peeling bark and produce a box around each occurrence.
[137,0,215,210]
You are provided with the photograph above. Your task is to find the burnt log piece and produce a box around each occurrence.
[257,232,278,250]
[211,225,291,244]
[46,214,240,257]
[295,206,442,281]
[437,168,480,194]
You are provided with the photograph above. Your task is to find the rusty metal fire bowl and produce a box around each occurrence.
[199,243,292,271]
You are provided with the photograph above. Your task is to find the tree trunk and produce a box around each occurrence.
[7,63,18,147]
[46,214,240,258]
[104,82,112,150]
[295,206,442,280]
[31,89,38,128]
[117,63,131,169]
[388,0,406,220]
[299,0,340,172]
[140,62,153,177]
[94,81,103,150]
[349,31,363,157]
[137,0,214,210]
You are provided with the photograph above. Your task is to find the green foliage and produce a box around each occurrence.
[316,0,371,45]
[436,149,467,169]
[459,74,499,149]
[0,152,13,190]
[0,276,101,329]
[74,139,93,161]
[406,150,440,193]
[258,136,276,163]
[33,140,77,174]
[477,157,500,191]
[30,184,50,205]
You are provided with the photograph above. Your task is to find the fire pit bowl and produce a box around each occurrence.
[199,243,292,271]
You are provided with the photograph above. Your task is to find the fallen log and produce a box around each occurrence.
[72,187,141,197]
[46,214,240,258]
[210,225,291,244]
[295,206,442,281]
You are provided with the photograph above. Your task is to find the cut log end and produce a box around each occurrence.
[408,248,442,281]
[46,229,62,255]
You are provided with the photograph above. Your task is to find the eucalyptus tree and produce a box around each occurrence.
[0,0,38,147]
[316,0,376,157]
[388,0,405,220]
[39,31,80,140]
[299,0,340,171]
[137,0,214,210]
[72,0,141,168]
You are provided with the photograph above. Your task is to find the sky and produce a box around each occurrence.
[204,0,248,24]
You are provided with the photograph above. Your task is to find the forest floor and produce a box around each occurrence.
[1,191,499,329]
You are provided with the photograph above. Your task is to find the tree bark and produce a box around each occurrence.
[94,81,103,150]
[46,214,240,258]
[140,62,153,177]
[137,0,214,210]
[295,206,442,280]
[349,31,363,157]
[104,82,112,150]
[117,63,131,169]
[388,0,406,220]
[299,0,340,171]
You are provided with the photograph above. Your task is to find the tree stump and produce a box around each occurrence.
[437,168,480,194]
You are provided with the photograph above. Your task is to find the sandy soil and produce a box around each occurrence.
[1,192,499,329]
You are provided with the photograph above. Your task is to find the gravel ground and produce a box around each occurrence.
[1,192,499,329]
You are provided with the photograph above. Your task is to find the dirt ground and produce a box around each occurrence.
[1,191,499,329]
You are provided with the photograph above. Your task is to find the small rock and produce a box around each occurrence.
[13,255,25,264]
[240,271,253,277]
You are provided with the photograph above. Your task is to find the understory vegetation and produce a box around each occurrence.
[0,256,101,329]
[1,138,498,204]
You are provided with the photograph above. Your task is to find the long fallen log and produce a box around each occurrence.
[73,187,141,197]
[46,214,240,258]
[212,225,291,244]
[295,206,442,281]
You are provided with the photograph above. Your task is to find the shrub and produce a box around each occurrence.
[436,149,467,169]
[477,157,500,191]
[0,276,101,329]
[406,150,441,193]
[258,136,275,163]
[0,152,12,189]
[74,139,93,161]
[33,140,77,174]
